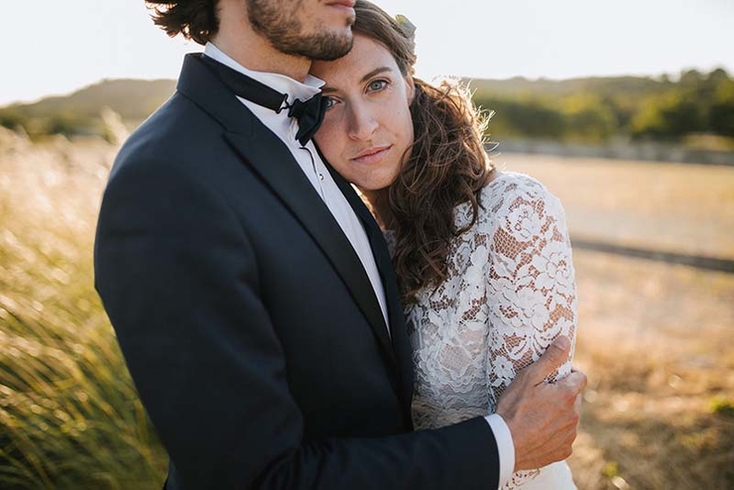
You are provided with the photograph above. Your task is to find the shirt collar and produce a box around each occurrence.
[204,42,323,108]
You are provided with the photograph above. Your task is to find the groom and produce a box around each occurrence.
[94,0,586,489]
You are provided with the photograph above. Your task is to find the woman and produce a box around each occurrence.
[311,1,578,488]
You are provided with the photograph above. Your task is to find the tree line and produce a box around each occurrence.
[471,68,734,145]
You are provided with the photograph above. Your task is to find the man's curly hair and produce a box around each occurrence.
[145,1,220,45]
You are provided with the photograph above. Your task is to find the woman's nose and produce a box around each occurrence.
[347,104,379,141]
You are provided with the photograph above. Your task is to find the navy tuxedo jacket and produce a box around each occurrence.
[94,54,499,489]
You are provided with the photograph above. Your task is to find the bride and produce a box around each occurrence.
[311,1,578,488]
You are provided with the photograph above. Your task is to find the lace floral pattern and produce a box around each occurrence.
[393,172,577,488]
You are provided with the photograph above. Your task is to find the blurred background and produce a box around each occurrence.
[1,1,732,489]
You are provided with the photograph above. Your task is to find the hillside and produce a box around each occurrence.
[3,79,177,123]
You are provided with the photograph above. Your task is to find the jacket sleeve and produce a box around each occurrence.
[94,155,500,490]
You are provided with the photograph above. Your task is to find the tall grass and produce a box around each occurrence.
[0,130,167,489]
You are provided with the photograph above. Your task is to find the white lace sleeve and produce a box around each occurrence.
[405,174,578,487]
[485,176,577,411]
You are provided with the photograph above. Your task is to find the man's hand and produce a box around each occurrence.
[495,336,587,472]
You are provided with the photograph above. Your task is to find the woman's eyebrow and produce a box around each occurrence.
[320,67,393,94]
[360,67,391,83]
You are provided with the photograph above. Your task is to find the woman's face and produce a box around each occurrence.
[311,34,415,193]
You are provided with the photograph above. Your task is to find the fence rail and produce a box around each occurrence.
[572,238,734,273]
[493,139,734,166]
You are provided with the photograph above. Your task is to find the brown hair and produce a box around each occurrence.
[353,0,495,304]
[145,0,220,45]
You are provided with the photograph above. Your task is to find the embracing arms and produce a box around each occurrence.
[94,154,502,490]
[484,176,586,473]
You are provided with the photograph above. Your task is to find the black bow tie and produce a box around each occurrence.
[201,55,327,146]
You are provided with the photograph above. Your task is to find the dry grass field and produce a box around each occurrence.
[498,153,734,259]
[501,153,734,489]
[1,130,732,489]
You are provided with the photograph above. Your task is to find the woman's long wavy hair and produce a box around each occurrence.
[353,0,495,304]
[145,0,220,45]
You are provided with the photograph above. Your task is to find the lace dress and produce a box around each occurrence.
[394,172,578,489]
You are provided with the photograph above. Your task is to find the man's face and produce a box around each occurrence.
[247,0,356,61]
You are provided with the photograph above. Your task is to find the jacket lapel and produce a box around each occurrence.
[325,164,415,417]
[176,54,397,370]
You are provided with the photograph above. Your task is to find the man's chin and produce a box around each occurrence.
[298,31,354,61]
[314,43,353,61]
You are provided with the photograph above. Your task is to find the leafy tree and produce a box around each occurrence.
[680,69,704,88]
[710,79,734,136]
[630,90,707,139]
[707,67,729,85]
[476,97,566,140]
[561,94,618,142]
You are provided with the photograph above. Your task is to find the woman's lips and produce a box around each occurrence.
[351,145,392,165]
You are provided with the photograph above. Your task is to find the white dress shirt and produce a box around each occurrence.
[204,42,389,328]
[203,42,514,489]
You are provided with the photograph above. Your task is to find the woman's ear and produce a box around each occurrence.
[405,75,415,103]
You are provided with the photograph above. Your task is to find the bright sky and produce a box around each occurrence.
[2,0,733,106]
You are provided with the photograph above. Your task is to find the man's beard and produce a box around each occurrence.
[247,0,353,61]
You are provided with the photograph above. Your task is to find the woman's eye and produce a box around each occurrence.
[368,80,388,92]
[323,96,337,110]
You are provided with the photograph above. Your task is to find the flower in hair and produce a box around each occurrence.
[395,14,417,41]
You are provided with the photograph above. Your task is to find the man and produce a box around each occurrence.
[94,0,586,488]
